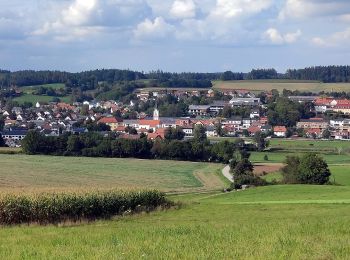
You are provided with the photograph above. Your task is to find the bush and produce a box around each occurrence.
[0,190,170,225]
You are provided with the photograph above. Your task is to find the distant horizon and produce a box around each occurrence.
[2,65,350,74]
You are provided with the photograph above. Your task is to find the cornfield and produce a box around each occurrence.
[0,190,170,225]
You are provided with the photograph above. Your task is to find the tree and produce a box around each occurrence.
[0,116,4,131]
[66,135,83,153]
[21,131,44,155]
[298,153,331,185]
[0,134,5,147]
[164,127,185,140]
[193,125,207,142]
[282,153,331,185]
[253,131,268,151]
[322,128,331,139]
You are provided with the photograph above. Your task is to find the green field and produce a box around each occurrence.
[0,155,225,192]
[213,79,350,92]
[1,152,350,258]
[14,83,71,104]
[1,185,350,258]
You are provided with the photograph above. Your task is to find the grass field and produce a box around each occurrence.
[213,79,350,92]
[0,155,225,192]
[14,83,71,104]
[1,185,350,259]
[1,152,350,258]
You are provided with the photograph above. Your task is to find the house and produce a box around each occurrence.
[188,105,210,116]
[273,126,287,137]
[147,128,166,140]
[248,126,261,136]
[1,129,28,142]
[250,109,260,119]
[332,104,350,114]
[209,101,229,114]
[242,118,252,129]
[314,98,333,113]
[98,117,123,131]
[229,97,261,107]
[205,125,217,137]
[305,128,322,139]
[138,119,161,131]
[296,118,329,130]
[288,96,318,103]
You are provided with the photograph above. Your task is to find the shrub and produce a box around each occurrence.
[0,190,170,225]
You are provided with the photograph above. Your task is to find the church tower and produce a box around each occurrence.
[153,107,159,120]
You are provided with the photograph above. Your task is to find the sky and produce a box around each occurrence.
[0,0,350,73]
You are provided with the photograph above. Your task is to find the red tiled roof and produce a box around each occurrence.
[273,126,287,132]
[139,120,160,127]
[248,126,261,134]
[98,117,122,124]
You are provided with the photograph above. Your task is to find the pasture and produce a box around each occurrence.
[14,83,71,104]
[1,150,350,258]
[213,79,350,92]
[1,185,350,258]
[0,155,225,193]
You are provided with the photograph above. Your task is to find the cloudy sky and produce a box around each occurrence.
[1,0,350,72]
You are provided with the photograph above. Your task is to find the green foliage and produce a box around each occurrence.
[193,125,207,143]
[0,135,5,147]
[21,131,45,155]
[164,127,185,140]
[253,131,268,151]
[282,153,331,185]
[0,190,168,225]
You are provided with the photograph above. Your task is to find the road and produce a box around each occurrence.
[222,165,234,183]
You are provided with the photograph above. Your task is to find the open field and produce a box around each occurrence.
[0,155,225,193]
[14,83,71,104]
[13,93,71,104]
[20,84,66,93]
[1,185,350,258]
[1,153,350,258]
[213,79,350,92]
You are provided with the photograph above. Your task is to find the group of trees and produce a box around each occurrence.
[282,153,331,184]
[229,151,267,189]
[21,128,249,163]
[267,97,315,127]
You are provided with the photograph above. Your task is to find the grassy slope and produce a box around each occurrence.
[1,186,350,259]
[14,83,71,104]
[0,155,224,192]
[213,79,350,92]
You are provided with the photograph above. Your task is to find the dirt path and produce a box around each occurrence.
[222,165,234,183]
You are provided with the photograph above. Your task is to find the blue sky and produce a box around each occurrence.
[1,0,350,72]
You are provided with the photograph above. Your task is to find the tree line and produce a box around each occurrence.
[2,66,350,91]
[21,127,250,164]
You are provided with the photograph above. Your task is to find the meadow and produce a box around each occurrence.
[213,79,350,92]
[1,148,350,258]
[0,185,350,259]
[14,83,71,104]
[0,155,225,193]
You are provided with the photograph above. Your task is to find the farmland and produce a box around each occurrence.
[213,79,350,92]
[0,155,225,192]
[1,185,350,258]
[1,145,350,258]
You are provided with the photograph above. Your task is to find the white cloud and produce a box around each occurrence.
[312,27,350,47]
[134,17,174,39]
[210,0,272,19]
[170,0,196,19]
[264,28,302,44]
[279,0,350,20]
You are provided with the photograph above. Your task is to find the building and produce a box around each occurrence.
[296,118,329,130]
[209,101,229,114]
[273,126,287,137]
[188,105,210,116]
[229,97,261,107]
[98,117,123,131]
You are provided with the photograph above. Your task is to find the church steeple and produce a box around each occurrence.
[153,104,159,120]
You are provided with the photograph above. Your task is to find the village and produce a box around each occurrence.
[2,88,350,147]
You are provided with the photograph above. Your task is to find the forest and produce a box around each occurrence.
[1,66,350,91]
